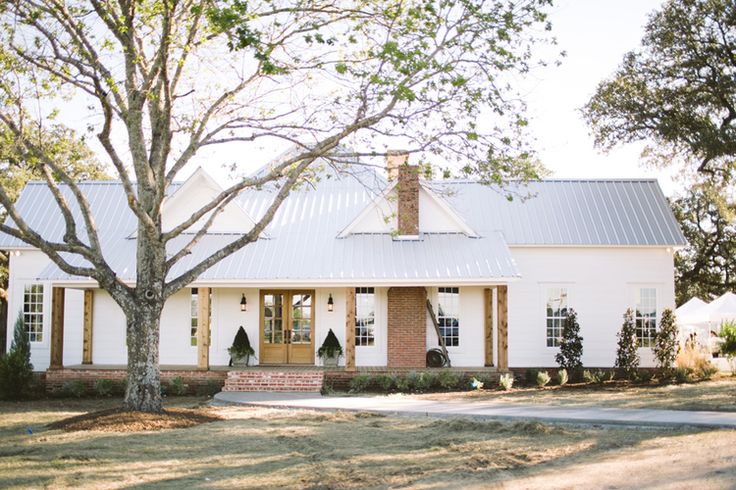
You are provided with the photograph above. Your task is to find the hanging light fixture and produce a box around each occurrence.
[327,294,334,312]
[240,293,247,312]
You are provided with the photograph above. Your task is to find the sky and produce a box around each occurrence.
[522,0,678,194]
[199,0,680,196]
[51,1,679,196]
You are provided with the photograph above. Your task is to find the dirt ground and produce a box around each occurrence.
[1,396,735,489]
[417,376,736,412]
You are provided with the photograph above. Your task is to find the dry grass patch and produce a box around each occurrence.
[0,398,734,489]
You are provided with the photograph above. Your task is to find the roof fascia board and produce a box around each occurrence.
[337,183,396,238]
[419,182,478,237]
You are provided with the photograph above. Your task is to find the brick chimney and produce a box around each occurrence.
[386,150,409,181]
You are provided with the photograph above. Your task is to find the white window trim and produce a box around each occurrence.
[18,281,49,347]
[630,284,661,350]
[540,283,574,349]
[355,287,378,349]
[435,286,461,349]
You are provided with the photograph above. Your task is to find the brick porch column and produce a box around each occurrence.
[387,287,426,368]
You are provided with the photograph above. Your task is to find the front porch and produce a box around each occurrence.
[46,284,510,372]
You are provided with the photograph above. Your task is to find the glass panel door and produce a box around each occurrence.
[263,293,285,344]
[290,293,312,345]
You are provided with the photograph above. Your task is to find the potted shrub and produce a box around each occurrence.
[318,329,343,367]
[228,326,255,367]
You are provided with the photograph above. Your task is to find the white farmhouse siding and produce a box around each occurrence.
[91,290,127,365]
[7,251,53,370]
[424,286,488,367]
[508,247,675,368]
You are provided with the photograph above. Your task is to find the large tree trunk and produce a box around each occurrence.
[123,208,167,412]
[123,302,164,412]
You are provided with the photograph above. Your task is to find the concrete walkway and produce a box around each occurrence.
[213,391,736,429]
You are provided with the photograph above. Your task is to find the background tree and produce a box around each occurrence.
[653,308,679,377]
[0,124,108,348]
[0,312,34,400]
[583,0,736,182]
[671,185,736,305]
[614,308,640,380]
[554,308,583,374]
[0,1,556,412]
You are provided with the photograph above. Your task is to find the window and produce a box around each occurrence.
[190,288,198,346]
[437,287,460,347]
[355,287,375,346]
[635,288,657,348]
[23,284,44,343]
[546,287,568,347]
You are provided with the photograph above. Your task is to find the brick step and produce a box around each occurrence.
[222,370,324,392]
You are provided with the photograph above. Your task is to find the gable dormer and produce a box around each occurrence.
[339,152,477,238]
[161,167,257,234]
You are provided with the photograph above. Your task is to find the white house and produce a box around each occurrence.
[0,154,686,380]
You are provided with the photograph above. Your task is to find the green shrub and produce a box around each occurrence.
[557,369,568,386]
[674,367,691,383]
[582,370,606,384]
[654,308,679,375]
[349,374,371,393]
[499,373,514,391]
[62,380,86,398]
[614,308,640,380]
[317,329,343,360]
[536,370,551,387]
[414,371,438,392]
[437,370,462,390]
[638,369,654,382]
[228,326,255,362]
[394,375,413,392]
[524,369,539,385]
[169,376,189,396]
[718,320,736,363]
[404,371,421,391]
[555,309,584,371]
[94,379,116,397]
[374,374,394,392]
[0,313,34,400]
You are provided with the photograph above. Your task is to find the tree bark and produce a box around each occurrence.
[123,302,163,412]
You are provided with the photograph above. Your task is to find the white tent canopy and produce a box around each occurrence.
[704,292,736,325]
[675,297,709,326]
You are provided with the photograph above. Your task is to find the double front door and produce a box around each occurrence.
[260,290,315,364]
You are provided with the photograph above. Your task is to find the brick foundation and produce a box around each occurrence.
[45,368,227,395]
[223,370,324,392]
[387,287,427,368]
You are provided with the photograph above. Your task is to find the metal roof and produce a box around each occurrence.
[437,179,686,247]
[0,172,684,284]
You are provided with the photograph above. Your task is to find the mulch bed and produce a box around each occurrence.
[47,407,224,433]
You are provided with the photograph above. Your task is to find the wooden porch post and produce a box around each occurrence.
[484,288,494,367]
[345,288,356,371]
[82,290,94,364]
[50,287,65,369]
[497,285,508,370]
[197,287,211,369]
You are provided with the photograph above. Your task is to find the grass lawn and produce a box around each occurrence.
[1,396,735,489]
[416,376,736,412]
